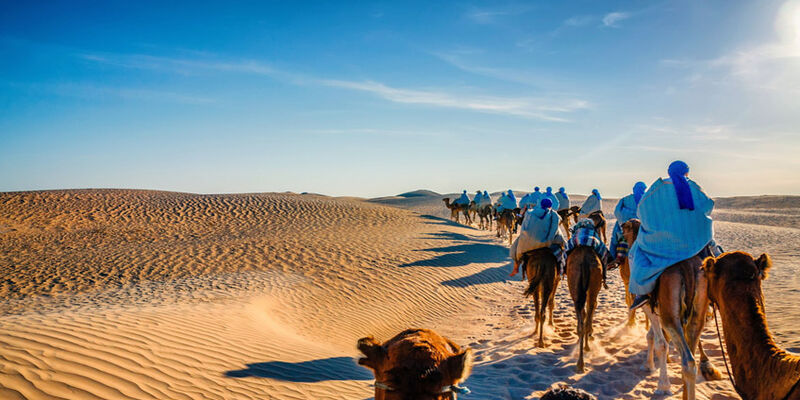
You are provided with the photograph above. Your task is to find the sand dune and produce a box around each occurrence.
[1,189,798,399]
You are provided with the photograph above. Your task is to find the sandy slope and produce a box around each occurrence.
[0,189,798,399]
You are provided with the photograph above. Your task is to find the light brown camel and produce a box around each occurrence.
[586,211,607,244]
[522,247,560,347]
[623,220,720,397]
[495,208,515,246]
[569,206,581,224]
[704,252,800,400]
[468,201,478,225]
[557,209,573,239]
[358,328,473,400]
[619,219,642,327]
[566,245,603,373]
[443,198,471,225]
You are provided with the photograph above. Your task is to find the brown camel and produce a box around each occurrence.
[569,206,581,224]
[623,220,720,397]
[619,219,642,327]
[443,198,471,225]
[476,204,493,230]
[586,211,607,244]
[522,247,560,347]
[495,208,515,246]
[566,245,603,373]
[704,252,800,400]
[468,201,478,225]
[358,328,473,400]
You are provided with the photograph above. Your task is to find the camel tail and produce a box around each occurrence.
[524,261,543,298]
[574,248,593,313]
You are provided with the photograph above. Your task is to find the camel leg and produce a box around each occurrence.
[548,274,559,326]
[532,286,541,336]
[658,275,697,400]
[576,305,585,373]
[643,305,671,393]
[537,285,546,347]
[585,269,602,350]
[686,272,722,381]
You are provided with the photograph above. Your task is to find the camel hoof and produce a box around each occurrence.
[575,365,585,374]
[640,364,655,373]
[654,387,671,396]
[700,361,723,381]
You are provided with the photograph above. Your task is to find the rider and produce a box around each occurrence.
[629,161,722,310]
[556,187,570,219]
[509,198,565,277]
[495,189,517,215]
[543,187,560,211]
[566,217,613,288]
[579,189,603,219]
[454,190,470,206]
[609,182,647,265]
[482,190,492,206]
[473,190,483,205]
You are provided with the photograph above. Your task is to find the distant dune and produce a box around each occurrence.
[1,188,798,399]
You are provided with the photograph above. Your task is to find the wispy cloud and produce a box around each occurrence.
[602,12,631,27]
[5,81,213,104]
[318,79,588,121]
[563,15,595,27]
[82,50,588,121]
[463,5,533,25]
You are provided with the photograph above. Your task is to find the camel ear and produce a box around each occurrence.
[357,336,385,370]
[755,253,772,280]
[443,348,473,383]
[702,257,716,277]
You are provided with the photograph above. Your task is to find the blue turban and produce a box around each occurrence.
[546,187,553,193]
[507,190,516,201]
[559,187,565,193]
[540,198,553,209]
[592,189,601,200]
[668,161,694,210]
[534,186,540,192]
[483,190,488,196]
[633,181,647,204]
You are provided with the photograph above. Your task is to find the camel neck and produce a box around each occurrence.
[718,289,800,399]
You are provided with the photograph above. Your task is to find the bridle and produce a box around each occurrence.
[374,381,471,399]
[711,301,740,395]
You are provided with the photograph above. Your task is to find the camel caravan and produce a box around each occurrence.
[360,161,799,400]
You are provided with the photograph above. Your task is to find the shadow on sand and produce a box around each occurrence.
[419,214,477,229]
[225,357,373,382]
[441,263,511,287]
[400,243,508,268]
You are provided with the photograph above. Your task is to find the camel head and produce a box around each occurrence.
[442,198,454,209]
[357,329,473,400]
[621,219,641,245]
[703,251,772,306]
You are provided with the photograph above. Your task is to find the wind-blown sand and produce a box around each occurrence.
[1,189,798,399]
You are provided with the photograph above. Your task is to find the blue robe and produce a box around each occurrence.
[610,194,639,258]
[629,178,715,295]
[555,191,570,211]
[454,192,470,206]
[511,207,563,261]
[579,193,602,218]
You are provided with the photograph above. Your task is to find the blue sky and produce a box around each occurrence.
[2,0,799,197]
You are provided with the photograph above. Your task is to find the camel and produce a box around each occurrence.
[495,208,515,246]
[569,206,581,224]
[704,252,800,400]
[443,198,471,225]
[476,204,493,230]
[557,209,573,239]
[586,211,607,244]
[522,247,560,347]
[468,201,478,225]
[619,219,643,327]
[623,229,721,398]
[566,245,603,373]
[357,328,473,400]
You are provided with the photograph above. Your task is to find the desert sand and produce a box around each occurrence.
[1,189,798,399]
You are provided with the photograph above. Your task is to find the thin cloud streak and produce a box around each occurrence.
[602,12,631,27]
[83,51,589,121]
